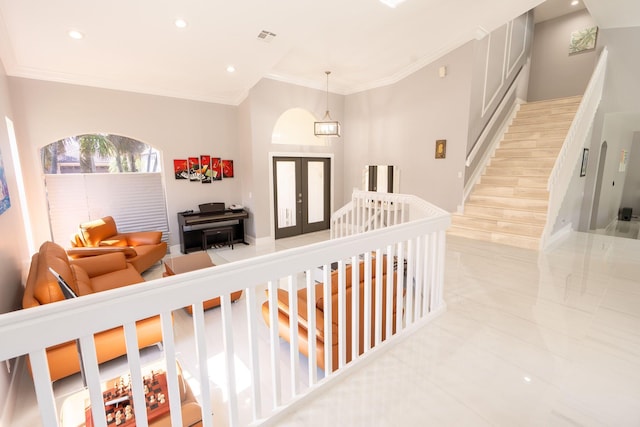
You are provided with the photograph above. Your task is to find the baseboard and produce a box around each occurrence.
[543,222,572,250]
[252,236,274,246]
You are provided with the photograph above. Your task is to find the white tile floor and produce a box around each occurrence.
[271,230,640,426]
[8,227,640,426]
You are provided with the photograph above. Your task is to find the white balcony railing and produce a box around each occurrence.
[0,192,450,427]
[331,190,449,238]
[542,47,608,247]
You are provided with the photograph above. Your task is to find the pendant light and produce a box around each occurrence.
[314,71,341,137]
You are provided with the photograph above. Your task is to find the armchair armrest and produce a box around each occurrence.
[274,289,330,342]
[126,231,163,246]
[66,246,137,259]
[70,252,129,277]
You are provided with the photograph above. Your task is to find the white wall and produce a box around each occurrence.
[465,12,533,185]
[620,131,640,215]
[580,26,640,230]
[243,78,345,239]
[343,43,474,212]
[527,9,598,102]
[467,13,533,148]
[0,59,29,425]
[591,113,638,228]
[8,78,240,247]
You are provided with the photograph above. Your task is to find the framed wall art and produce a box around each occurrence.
[173,159,188,179]
[211,157,222,181]
[188,157,200,181]
[580,148,589,177]
[435,139,446,159]
[0,148,10,215]
[200,155,212,183]
[569,26,598,54]
[222,160,234,178]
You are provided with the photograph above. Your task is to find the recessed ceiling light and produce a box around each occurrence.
[570,0,579,5]
[68,30,83,40]
[175,18,187,28]
[226,65,236,73]
[379,0,407,8]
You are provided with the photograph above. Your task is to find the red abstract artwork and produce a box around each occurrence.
[221,160,234,178]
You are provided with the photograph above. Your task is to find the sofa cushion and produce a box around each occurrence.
[70,265,95,296]
[70,252,130,277]
[127,231,162,246]
[79,216,118,246]
[89,265,144,293]
[125,243,167,274]
[34,242,77,305]
[97,234,129,247]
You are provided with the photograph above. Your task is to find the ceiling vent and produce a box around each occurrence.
[257,30,277,43]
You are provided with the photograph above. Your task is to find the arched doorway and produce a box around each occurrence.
[271,108,332,239]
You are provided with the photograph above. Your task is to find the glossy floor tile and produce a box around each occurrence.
[272,232,640,426]
[8,229,640,426]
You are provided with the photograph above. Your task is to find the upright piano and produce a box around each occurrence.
[177,208,249,254]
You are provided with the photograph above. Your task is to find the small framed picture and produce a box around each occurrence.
[580,148,589,177]
[435,139,446,159]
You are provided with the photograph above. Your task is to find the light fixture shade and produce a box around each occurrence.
[315,70,341,138]
[314,120,341,137]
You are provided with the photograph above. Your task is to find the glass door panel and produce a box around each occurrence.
[273,157,330,239]
[306,160,325,224]
[276,160,297,229]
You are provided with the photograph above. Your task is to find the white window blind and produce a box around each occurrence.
[45,173,169,245]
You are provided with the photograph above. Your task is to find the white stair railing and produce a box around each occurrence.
[542,47,608,248]
[331,190,449,238]
[0,194,450,427]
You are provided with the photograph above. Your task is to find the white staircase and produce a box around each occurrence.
[449,96,582,250]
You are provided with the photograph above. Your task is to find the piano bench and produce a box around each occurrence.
[202,226,234,250]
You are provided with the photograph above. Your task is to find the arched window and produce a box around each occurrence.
[41,134,168,245]
[41,134,160,174]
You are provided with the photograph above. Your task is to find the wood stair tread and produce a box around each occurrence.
[458,96,582,250]
[458,95,580,251]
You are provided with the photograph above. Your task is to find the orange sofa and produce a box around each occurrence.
[22,241,164,382]
[68,216,167,274]
[261,257,400,372]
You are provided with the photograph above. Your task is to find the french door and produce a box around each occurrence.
[273,157,330,239]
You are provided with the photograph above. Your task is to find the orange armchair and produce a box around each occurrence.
[261,257,400,372]
[22,241,163,381]
[68,216,167,274]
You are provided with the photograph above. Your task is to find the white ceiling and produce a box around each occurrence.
[0,0,636,106]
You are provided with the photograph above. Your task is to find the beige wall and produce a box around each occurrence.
[344,43,474,212]
[243,78,345,239]
[0,58,29,424]
[527,10,598,102]
[579,26,640,230]
[8,78,240,248]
